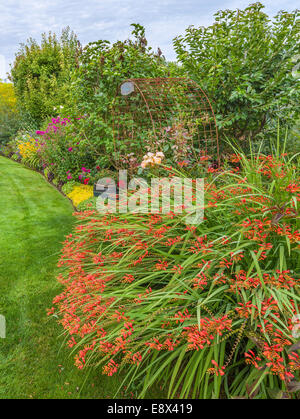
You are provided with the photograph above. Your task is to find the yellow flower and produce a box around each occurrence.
[17,135,37,159]
[67,185,93,207]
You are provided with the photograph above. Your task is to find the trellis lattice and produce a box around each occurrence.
[112,77,219,167]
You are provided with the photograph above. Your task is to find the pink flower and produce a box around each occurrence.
[68,147,73,152]
[81,167,90,173]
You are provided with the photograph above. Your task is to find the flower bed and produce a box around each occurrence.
[49,150,300,399]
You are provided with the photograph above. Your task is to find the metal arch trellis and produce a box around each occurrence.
[111,77,219,167]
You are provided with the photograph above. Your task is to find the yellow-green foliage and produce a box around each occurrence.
[0,82,17,113]
[0,82,19,143]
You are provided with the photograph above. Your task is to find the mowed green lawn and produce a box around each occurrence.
[0,157,122,398]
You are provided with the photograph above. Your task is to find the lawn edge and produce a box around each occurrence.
[0,153,77,212]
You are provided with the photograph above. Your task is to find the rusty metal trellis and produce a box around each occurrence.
[112,77,219,167]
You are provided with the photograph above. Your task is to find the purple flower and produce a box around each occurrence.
[68,147,73,152]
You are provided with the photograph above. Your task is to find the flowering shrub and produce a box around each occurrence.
[36,116,97,183]
[49,147,300,399]
[3,112,116,190]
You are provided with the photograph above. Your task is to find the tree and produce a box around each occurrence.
[10,27,81,126]
[173,2,300,145]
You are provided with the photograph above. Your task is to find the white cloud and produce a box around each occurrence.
[0,0,298,73]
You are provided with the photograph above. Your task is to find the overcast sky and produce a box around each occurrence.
[0,0,298,79]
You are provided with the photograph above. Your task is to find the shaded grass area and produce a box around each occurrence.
[0,157,123,398]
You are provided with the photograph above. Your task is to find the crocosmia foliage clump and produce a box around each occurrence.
[49,148,300,399]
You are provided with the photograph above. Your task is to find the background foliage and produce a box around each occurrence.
[173,2,300,145]
[63,24,178,169]
[0,81,19,144]
[10,27,81,126]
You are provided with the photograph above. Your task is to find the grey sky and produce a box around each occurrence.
[0,0,298,79]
